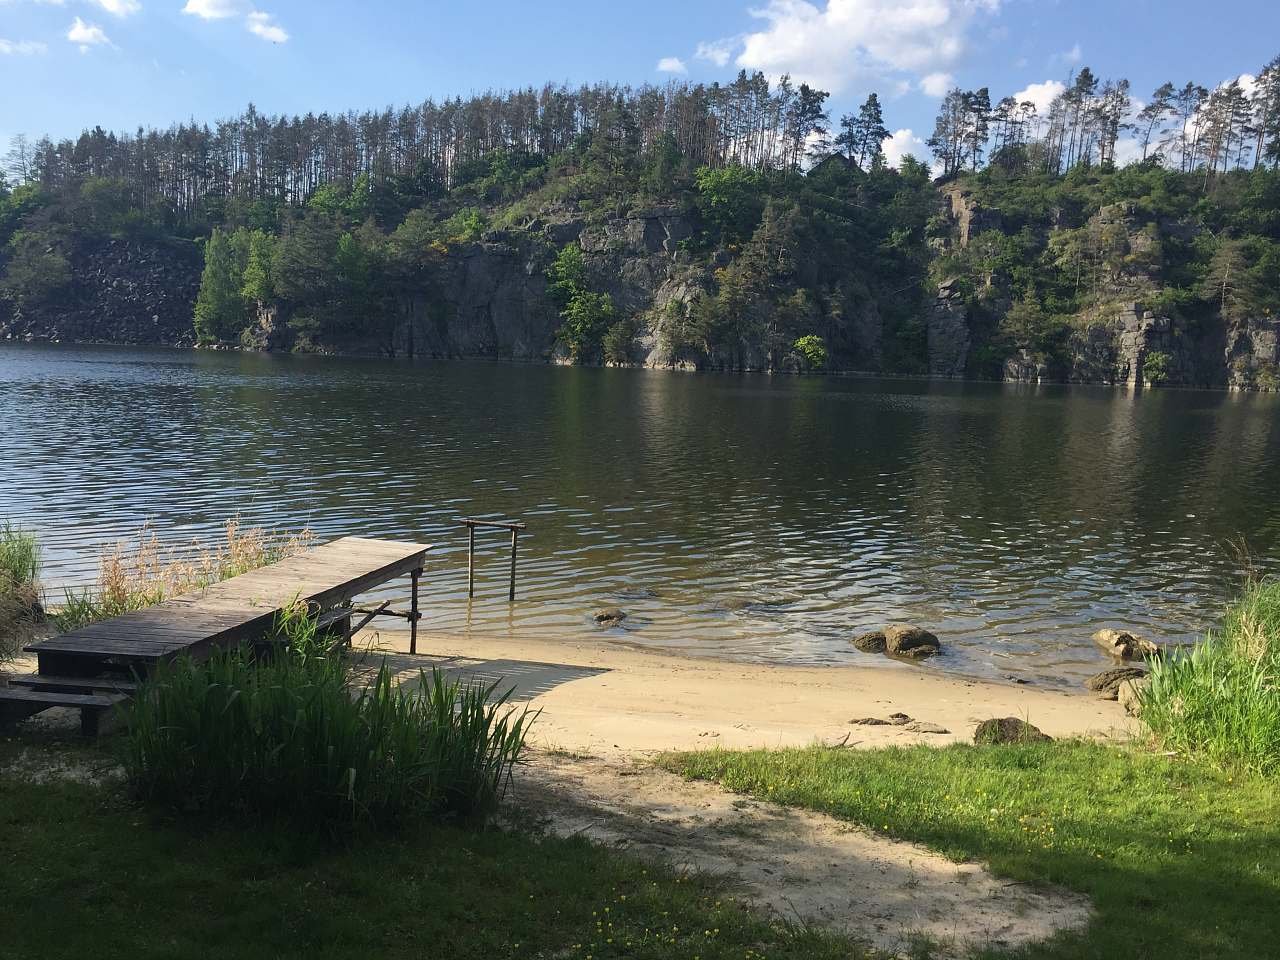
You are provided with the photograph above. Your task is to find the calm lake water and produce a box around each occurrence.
[4,343,1279,685]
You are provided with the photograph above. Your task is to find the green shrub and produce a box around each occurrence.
[1142,579,1280,776]
[1143,349,1172,385]
[1,522,41,662]
[122,611,533,827]
[792,334,828,370]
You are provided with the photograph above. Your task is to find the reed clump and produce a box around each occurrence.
[0,522,43,663]
[122,606,533,828]
[55,520,313,631]
[1143,578,1280,776]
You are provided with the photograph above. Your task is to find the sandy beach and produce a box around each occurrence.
[358,627,1132,757]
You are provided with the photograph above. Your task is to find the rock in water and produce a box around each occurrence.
[852,630,887,653]
[1092,628,1161,660]
[973,718,1053,745]
[593,608,627,626]
[1117,678,1150,717]
[884,625,941,659]
[1085,667,1148,700]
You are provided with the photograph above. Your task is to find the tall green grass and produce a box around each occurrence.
[122,609,533,827]
[1,522,41,662]
[1143,578,1280,776]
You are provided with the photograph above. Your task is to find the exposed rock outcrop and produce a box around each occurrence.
[0,236,200,346]
[929,277,971,376]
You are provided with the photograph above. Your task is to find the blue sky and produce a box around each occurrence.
[2,0,1279,169]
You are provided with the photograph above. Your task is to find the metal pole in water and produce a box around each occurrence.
[467,524,475,598]
[508,528,518,602]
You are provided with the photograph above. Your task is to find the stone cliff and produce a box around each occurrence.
[4,191,1276,389]
[0,236,200,347]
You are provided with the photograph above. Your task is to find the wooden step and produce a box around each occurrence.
[6,673,138,694]
[0,687,129,737]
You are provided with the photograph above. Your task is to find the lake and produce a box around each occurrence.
[4,342,1278,685]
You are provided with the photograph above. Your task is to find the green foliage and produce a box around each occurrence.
[0,523,41,663]
[558,290,616,362]
[1,228,71,308]
[1143,350,1172,385]
[194,227,251,342]
[694,164,766,245]
[240,230,276,304]
[546,243,616,361]
[601,317,635,365]
[1143,579,1280,776]
[665,741,1280,960]
[123,616,533,827]
[792,334,828,369]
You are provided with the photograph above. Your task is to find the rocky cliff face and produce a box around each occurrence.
[938,192,1279,390]
[0,237,201,347]
[6,191,1276,389]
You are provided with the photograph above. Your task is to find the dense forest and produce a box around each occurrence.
[2,57,1279,385]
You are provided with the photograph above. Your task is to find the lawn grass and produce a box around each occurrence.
[661,741,1280,960]
[0,734,864,960]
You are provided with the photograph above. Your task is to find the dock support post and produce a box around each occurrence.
[509,528,518,602]
[467,524,476,598]
[410,567,421,655]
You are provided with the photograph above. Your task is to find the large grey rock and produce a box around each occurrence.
[852,631,887,653]
[592,607,627,626]
[1085,667,1147,700]
[1117,678,1150,717]
[883,625,941,660]
[1092,629,1161,661]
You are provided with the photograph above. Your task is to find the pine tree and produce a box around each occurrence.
[193,228,250,342]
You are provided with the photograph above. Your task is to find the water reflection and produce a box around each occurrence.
[4,343,1278,685]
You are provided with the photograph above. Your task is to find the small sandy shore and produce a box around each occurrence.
[356,628,1113,955]
[357,627,1131,757]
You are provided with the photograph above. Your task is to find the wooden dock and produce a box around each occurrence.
[2,536,430,734]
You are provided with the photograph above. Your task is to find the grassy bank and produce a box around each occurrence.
[1143,578,1280,775]
[662,741,1279,959]
[0,741,860,960]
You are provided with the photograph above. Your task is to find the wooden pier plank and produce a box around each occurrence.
[25,537,430,665]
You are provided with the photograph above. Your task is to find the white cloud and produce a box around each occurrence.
[1113,136,1143,167]
[656,56,687,74]
[90,0,140,15]
[717,0,1001,95]
[695,38,734,67]
[883,128,929,169]
[0,38,49,54]
[1057,42,1082,64]
[245,10,287,43]
[920,71,953,96]
[182,0,238,19]
[67,16,110,52]
[1012,79,1064,114]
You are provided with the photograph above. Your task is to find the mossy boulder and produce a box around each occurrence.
[884,625,941,659]
[852,631,887,653]
[974,718,1053,745]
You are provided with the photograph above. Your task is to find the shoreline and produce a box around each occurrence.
[356,627,1133,758]
[5,339,1277,393]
